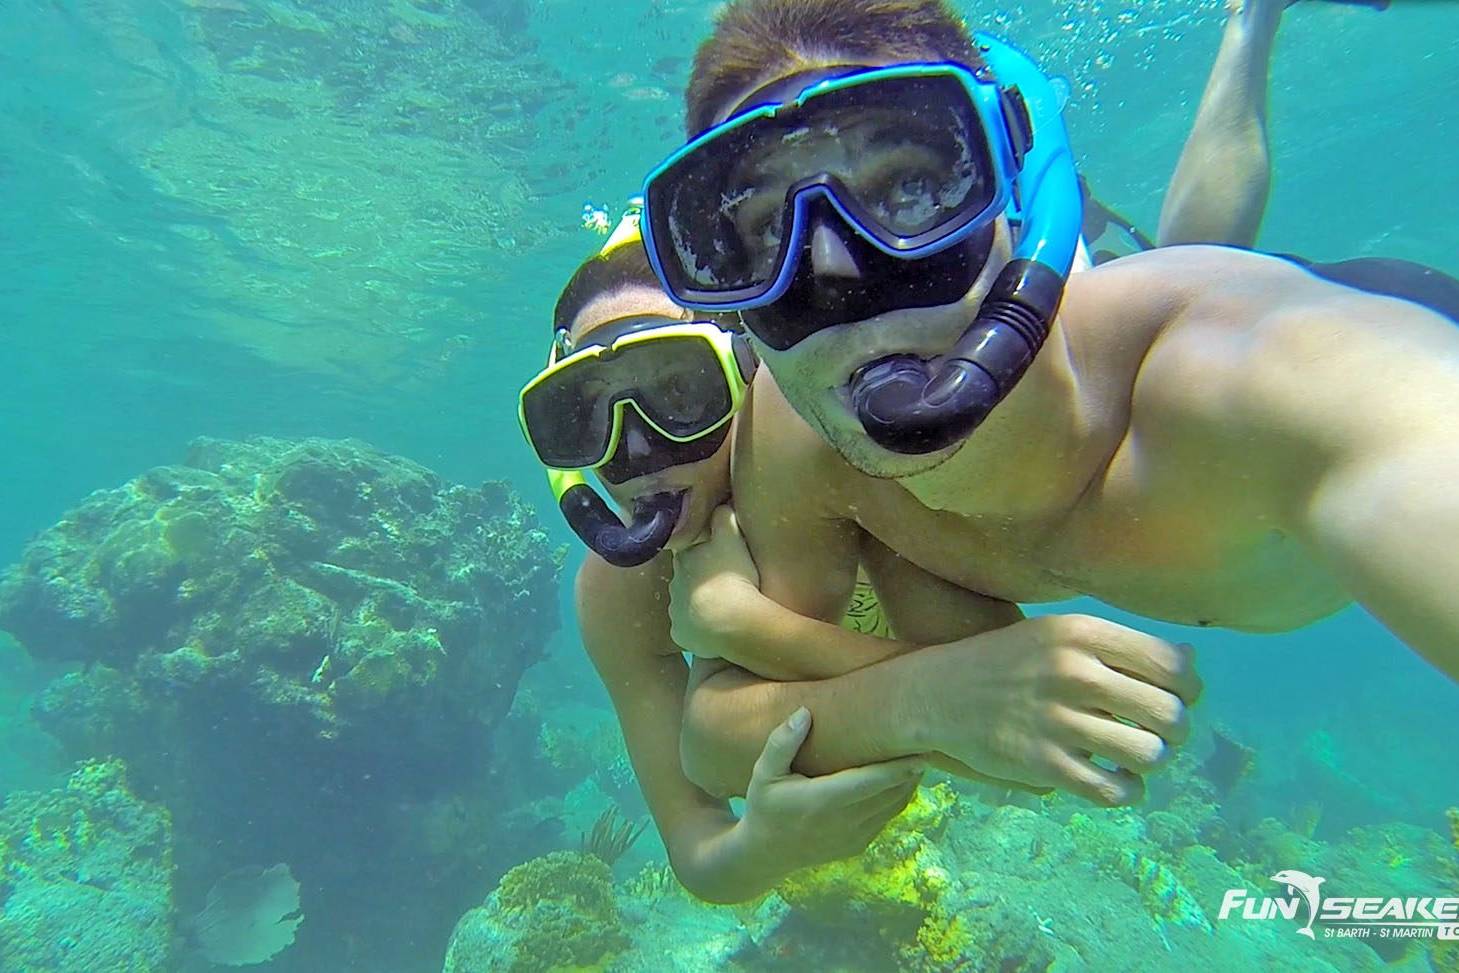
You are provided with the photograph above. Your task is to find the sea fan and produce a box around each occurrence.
[189,863,304,967]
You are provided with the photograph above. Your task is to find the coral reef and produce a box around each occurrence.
[1431,808,1459,973]
[442,851,629,973]
[438,770,1459,973]
[535,702,639,805]
[0,760,173,973]
[1198,726,1256,796]
[0,437,561,971]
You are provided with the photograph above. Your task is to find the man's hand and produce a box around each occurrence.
[733,707,923,872]
[670,506,763,659]
[911,614,1202,806]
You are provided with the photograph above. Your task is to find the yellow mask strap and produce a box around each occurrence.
[599,196,644,256]
[546,467,584,502]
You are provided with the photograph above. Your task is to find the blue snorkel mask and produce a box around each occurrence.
[641,34,1082,454]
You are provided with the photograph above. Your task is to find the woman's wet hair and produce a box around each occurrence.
[685,0,984,137]
[554,241,742,337]
[553,241,665,334]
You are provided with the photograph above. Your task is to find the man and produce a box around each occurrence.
[636,0,1459,806]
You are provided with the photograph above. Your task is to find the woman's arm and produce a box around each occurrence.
[668,505,1022,681]
[677,533,1031,797]
[667,508,917,679]
[576,555,740,898]
[575,554,923,902]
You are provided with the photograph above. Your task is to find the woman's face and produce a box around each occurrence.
[571,285,735,551]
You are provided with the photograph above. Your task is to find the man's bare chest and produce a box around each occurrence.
[846,464,1349,631]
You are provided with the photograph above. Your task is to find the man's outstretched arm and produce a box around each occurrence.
[1140,248,1459,678]
[1272,292,1459,677]
[1305,431,1459,678]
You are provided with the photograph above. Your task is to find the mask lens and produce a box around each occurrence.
[619,335,732,437]
[831,76,992,237]
[523,333,733,469]
[647,69,998,304]
[522,358,616,468]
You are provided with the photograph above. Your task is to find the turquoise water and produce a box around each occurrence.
[1,1,1456,971]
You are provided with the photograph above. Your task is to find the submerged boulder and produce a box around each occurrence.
[0,759,174,973]
[1,436,558,792]
[1,436,558,774]
[0,436,562,969]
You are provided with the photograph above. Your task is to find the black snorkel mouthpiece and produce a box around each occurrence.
[559,484,682,568]
[850,259,1065,454]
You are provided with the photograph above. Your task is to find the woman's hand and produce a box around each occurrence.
[730,707,924,875]
[669,505,765,659]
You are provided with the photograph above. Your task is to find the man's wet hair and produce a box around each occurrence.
[685,0,984,138]
[553,242,664,334]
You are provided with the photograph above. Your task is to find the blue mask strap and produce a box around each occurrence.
[974,32,1082,275]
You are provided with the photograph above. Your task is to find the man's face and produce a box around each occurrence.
[748,218,1013,478]
[707,57,1015,478]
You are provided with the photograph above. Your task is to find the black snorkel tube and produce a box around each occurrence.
[849,35,1084,455]
[553,472,682,568]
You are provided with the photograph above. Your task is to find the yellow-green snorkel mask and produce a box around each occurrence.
[520,202,756,566]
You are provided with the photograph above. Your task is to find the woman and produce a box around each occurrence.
[519,208,1044,902]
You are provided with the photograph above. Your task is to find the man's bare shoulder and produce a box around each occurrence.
[1100,246,1459,471]
[1065,245,1311,335]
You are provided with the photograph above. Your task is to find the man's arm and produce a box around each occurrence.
[681,610,1196,806]
[680,526,1195,806]
[675,528,1024,789]
[1304,432,1459,677]
[1127,246,1459,677]
[1238,282,1459,676]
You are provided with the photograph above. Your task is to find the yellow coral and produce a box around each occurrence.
[486,852,627,973]
[1430,810,1459,973]
[495,851,617,920]
[775,783,964,963]
[913,910,973,970]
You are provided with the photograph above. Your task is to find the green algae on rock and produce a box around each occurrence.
[0,435,559,778]
[443,851,630,973]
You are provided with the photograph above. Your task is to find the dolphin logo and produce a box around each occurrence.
[1270,869,1326,939]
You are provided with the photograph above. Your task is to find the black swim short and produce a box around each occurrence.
[1273,254,1459,325]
